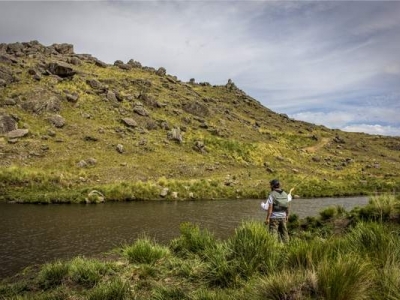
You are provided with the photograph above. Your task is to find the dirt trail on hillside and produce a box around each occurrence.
[303,137,330,153]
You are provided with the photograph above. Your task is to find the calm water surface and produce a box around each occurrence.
[0,196,368,278]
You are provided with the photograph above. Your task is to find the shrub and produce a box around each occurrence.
[124,236,170,265]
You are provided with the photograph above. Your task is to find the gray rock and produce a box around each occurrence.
[86,190,105,203]
[77,160,88,168]
[0,65,16,84]
[47,62,76,78]
[156,67,166,76]
[160,188,169,197]
[68,57,81,66]
[122,118,138,128]
[116,144,124,153]
[106,91,117,101]
[48,114,66,128]
[66,93,79,103]
[86,158,97,165]
[0,114,17,134]
[86,79,104,90]
[167,127,183,143]
[4,98,16,106]
[51,43,74,54]
[133,105,149,116]
[94,59,107,68]
[127,59,142,68]
[5,129,29,139]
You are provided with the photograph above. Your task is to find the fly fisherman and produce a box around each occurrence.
[263,179,293,243]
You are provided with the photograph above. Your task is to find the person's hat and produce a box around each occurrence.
[270,179,280,187]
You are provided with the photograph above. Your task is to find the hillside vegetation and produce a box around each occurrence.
[1,41,400,203]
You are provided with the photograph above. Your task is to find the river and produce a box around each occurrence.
[0,196,369,279]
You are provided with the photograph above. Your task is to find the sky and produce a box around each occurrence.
[1,1,399,136]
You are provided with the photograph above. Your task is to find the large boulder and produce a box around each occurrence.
[182,101,210,117]
[0,114,18,134]
[21,95,61,114]
[47,62,76,78]
[51,43,74,54]
[0,65,16,85]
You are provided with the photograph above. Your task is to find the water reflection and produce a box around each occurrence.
[0,196,368,278]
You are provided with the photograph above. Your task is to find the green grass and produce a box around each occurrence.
[2,196,400,299]
[123,235,170,265]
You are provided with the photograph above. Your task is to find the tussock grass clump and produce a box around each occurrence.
[123,235,170,265]
[170,222,216,258]
[228,221,281,277]
[69,257,114,288]
[316,254,374,300]
[343,222,400,267]
[88,278,131,300]
[250,269,317,300]
[38,260,69,289]
[358,194,399,222]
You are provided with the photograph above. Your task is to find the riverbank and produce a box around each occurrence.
[1,167,390,204]
[1,194,399,299]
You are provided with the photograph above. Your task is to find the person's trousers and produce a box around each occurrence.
[269,218,289,243]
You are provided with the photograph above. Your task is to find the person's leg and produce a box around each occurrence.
[269,219,280,240]
[279,219,289,243]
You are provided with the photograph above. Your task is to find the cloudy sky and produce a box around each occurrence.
[1,1,399,136]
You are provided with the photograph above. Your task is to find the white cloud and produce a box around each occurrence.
[0,1,399,136]
[342,124,400,137]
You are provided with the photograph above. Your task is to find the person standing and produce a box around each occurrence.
[264,179,293,243]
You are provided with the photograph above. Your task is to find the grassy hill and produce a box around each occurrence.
[1,41,399,203]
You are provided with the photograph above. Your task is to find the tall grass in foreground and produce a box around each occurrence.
[228,221,281,277]
[2,195,400,299]
[170,222,216,258]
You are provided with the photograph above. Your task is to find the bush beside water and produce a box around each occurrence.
[1,194,400,299]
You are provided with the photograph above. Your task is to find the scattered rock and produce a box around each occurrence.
[94,59,107,68]
[183,102,210,117]
[5,129,29,139]
[116,144,124,153]
[160,188,169,198]
[156,67,166,76]
[47,62,76,78]
[133,105,149,116]
[193,140,207,153]
[86,79,104,90]
[167,127,183,143]
[127,59,142,68]
[66,92,79,103]
[51,43,74,54]
[122,118,138,128]
[48,114,66,128]
[0,114,18,134]
[86,190,105,203]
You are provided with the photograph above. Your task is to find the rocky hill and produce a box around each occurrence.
[1,41,399,202]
